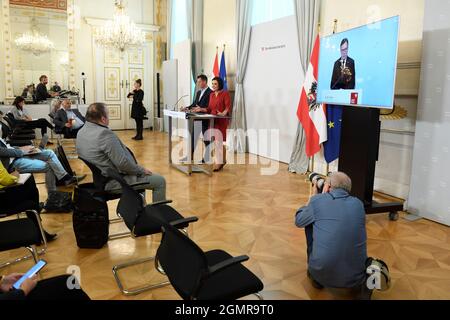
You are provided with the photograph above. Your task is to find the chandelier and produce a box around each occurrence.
[94,0,146,52]
[15,19,54,56]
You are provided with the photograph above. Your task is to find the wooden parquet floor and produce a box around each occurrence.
[1,130,450,300]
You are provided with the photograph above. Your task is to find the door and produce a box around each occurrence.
[94,44,154,131]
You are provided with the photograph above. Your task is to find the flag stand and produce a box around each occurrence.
[338,106,403,221]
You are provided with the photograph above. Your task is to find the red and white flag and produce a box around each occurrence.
[297,35,327,157]
[213,49,220,77]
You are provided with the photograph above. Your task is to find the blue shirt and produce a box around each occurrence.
[295,189,367,288]
[66,109,84,130]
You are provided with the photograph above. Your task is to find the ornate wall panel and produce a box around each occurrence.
[9,0,67,11]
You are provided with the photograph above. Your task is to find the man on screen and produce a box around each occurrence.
[330,38,356,90]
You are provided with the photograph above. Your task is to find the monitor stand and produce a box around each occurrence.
[338,106,403,221]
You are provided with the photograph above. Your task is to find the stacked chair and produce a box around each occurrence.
[0,187,47,270]
[106,169,198,296]
[106,169,264,300]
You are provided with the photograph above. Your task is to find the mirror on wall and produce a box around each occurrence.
[9,2,68,100]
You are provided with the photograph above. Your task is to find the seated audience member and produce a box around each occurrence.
[76,103,166,201]
[35,75,58,103]
[54,99,85,138]
[295,172,371,299]
[0,129,77,192]
[0,273,90,300]
[0,165,57,241]
[9,96,54,141]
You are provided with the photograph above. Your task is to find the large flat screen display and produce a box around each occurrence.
[316,16,400,109]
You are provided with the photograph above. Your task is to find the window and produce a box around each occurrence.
[170,0,189,58]
[251,0,295,26]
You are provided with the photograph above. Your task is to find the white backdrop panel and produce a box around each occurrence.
[407,0,450,226]
[244,16,304,163]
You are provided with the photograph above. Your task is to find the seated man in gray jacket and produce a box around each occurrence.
[76,103,166,202]
[53,99,85,138]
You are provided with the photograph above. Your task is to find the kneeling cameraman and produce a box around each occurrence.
[295,172,372,299]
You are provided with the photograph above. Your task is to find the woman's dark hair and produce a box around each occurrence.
[135,79,142,87]
[212,77,224,91]
[13,96,25,109]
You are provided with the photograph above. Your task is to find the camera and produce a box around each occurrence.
[308,172,326,194]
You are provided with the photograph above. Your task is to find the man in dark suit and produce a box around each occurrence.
[182,75,212,163]
[330,39,356,90]
[35,75,59,103]
[53,99,85,138]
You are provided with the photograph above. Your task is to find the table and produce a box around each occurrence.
[164,110,231,176]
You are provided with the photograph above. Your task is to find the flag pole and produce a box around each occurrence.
[324,20,338,176]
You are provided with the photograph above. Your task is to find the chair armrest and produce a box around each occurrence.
[208,255,250,276]
[148,200,173,207]
[170,216,199,228]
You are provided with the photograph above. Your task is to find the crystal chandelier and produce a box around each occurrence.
[94,0,146,52]
[15,19,54,56]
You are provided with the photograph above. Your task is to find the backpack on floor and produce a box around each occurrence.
[72,183,109,249]
[44,191,73,213]
[366,257,391,291]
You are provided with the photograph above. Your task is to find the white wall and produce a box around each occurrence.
[317,0,425,199]
[244,16,303,164]
[203,0,236,90]
[407,0,450,226]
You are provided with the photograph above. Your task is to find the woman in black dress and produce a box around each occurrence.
[127,79,146,141]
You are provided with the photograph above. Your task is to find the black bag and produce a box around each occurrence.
[72,183,109,249]
[44,191,73,213]
[55,145,74,176]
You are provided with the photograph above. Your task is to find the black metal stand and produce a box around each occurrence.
[338,106,403,221]
[82,79,86,105]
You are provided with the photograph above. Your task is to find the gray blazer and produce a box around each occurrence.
[0,139,24,170]
[76,121,146,190]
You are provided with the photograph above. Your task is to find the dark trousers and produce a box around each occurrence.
[26,275,90,300]
[17,119,54,136]
[135,118,144,138]
[62,127,81,139]
[191,119,211,162]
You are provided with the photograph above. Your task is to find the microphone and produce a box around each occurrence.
[174,95,189,111]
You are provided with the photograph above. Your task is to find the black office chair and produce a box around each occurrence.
[79,157,146,240]
[4,113,35,135]
[0,192,47,270]
[106,168,198,296]
[156,222,264,300]
[1,118,35,141]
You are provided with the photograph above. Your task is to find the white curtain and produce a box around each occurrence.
[167,0,173,59]
[288,0,321,173]
[186,0,204,78]
[228,0,254,153]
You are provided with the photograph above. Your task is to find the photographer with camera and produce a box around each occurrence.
[295,172,372,299]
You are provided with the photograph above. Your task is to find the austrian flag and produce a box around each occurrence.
[297,35,328,157]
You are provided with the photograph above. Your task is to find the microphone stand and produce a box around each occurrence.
[81,73,87,104]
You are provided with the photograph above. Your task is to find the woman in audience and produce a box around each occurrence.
[0,163,57,242]
[0,273,90,300]
[127,79,146,141]
[201,77,232,172]
[10,96,54,142]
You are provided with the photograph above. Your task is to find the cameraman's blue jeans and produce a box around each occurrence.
[11,150,68,191]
